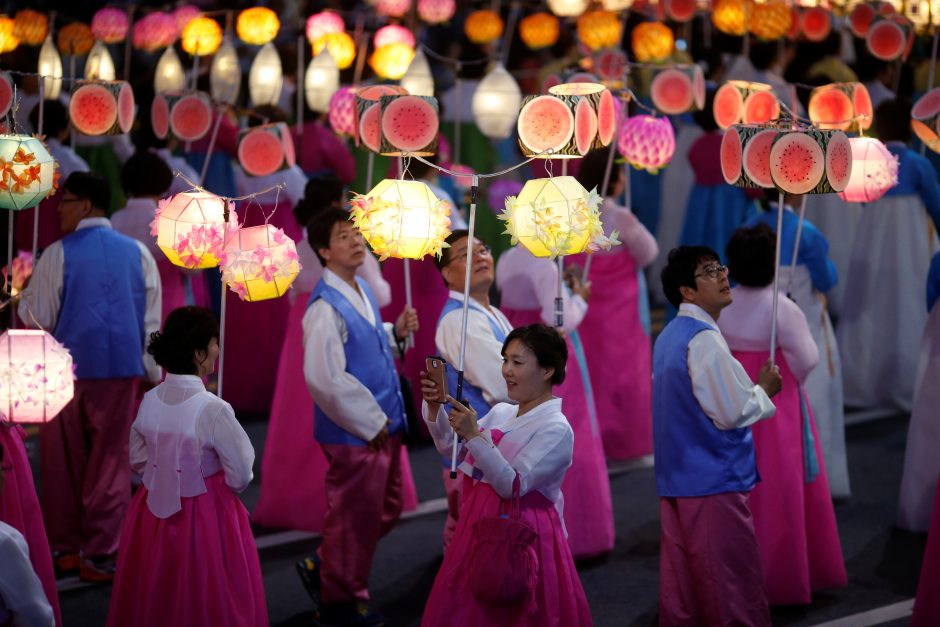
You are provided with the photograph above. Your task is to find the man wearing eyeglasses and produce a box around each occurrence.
[654,246,782,627]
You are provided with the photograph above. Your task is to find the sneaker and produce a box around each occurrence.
[79,556,116,583]
[295,555,322,608]
[53,552,81,575]
[315,602,386,627]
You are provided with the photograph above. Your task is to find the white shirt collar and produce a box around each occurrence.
[678,303,720,331]
[76,217,112,231]
[163,373,207,390]
[323,267,375,324]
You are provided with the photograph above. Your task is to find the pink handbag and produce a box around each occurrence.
[467,474,540,606]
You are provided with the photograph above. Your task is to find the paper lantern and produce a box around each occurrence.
[0,135,55,210]
[800,7,832,41]
[594,49,628,87]
[350,179,452,260]
[721,125,779,188]
[313,32,356,70]
[152,91,213,142]
[749,0,793,39]
[808,82,873,131]
[13,9,48,46]
[329,87,357,137]
[500,176,616,258]
[768,129,852,194]
[518,84,611,158]
[578,11,622,51]
[903,0,940,31]
[520,13,560,50]
[91,8,129,44]
[602,0,635,7]
[713,80,780,128]
[221,225,301,302]
[911,87,940,153]
[132,13,177,52]
[850,2,877,36]
[473,63,522,139]
[356,85,409,150]
[85,41,116,81]
[375,0,412,18]
[211,39,241,105]
[837,137,898,202]
[547,0,591,17]
[173,6,201,33]
[465,10,503,44]
[665,0,698,22]
[400,48,434,97]
[378,94,439,156]
[38,35,63,100]
[418,0,457,23]
[713,0,746,35]
[237,123,295,177]
[0,17,17,54]
[374,25,415,50]
[181,16,222,56]
[632,22,674,62]
[370,43,415,80]
[154,46,186,94]
[0,330,74,424]
[5,251,32,297]
[69,80,135,136]
[57,23,93,56]
[651,65,706,115]
[249,43,283,107]
[618,115,676,174]
[866,16,913,60]
[237,7,280,46]
[306,12,345,45]
[152,191,239,269]
[306,49,339,114]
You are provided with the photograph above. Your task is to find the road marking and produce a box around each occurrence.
[809,598,914,627]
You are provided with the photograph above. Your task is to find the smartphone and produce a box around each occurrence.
[425,355,448,403]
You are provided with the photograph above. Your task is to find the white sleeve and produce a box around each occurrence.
[129,418,147,476]
[0,532,55,627]
[302,300,389,441]
[436,311,510,405]
[531,260,587,332]
[205,400,255,492]
[422,401,454,454]
[777,300,820,384]
[608,203,659,268]
[137,242,163,383]
[688,329,776,430]
[18,242,63,331]
[359,253,392,308]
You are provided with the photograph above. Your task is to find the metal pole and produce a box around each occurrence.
[199,107,225,187]
[453,72,462,165]
[123,6,135,82]
[784,195,808,296]
[555,256,564,329]
[217,221,229,397]
[366,151,375,190]
[7,211,14,328]
[770,192,785,364]
[32,79,45,260]
[296,34,304,139]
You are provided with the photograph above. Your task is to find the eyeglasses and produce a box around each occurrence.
[445,244,491,266]
[694,264,728,280]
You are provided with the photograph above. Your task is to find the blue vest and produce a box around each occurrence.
[57,226,146,380]
[652,316,758,497]
[309,277,405,446]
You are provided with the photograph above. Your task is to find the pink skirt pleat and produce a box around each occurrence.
[912,481,940,626]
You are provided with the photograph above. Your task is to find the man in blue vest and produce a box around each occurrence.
[654,246,781,626]
[19,171,161,582]
[301,208,417,627]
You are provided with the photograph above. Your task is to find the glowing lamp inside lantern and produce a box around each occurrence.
[181,16,223,56]
[399,48,434,97]
[85,41,116,81]
[547,0,591,17]
[0,330,74,424]
[153,191,239,269]
[249,43,283,107]
[473,63,522,139]
[210,39,241,105]
[38,35,63,100]
[307,12,345,45]
[313,32,356,70]
[221,225,301,302]
[306,49,339,114]
[837,137,899,202]
[237,7,280,46]
[370,43,415,80]
[0,135,55,211]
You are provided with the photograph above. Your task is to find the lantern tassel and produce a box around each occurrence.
[770,191,785,365]
[784,195,807,297]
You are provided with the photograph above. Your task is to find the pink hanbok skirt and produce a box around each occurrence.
[421,477,593,626]
[912,480,940,626]
[0,423,62,627]
[106,473,268,627]
[252,293,418,531]
[734,350,847,605]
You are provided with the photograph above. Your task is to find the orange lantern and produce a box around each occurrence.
[313,32,356,70]
[13,9,48,46]
[182,16,222,56]
[369,43,415,80]
[465,10,504,44]
[749,0,793,40]
[0,17,18,54]
[57,23,94,56]
[631,22,674,62]
[236,7,280,46]
[713,0,746,35]
[520,13,560,50]
[577,10,622,51]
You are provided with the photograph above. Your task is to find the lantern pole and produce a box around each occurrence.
[453,67,462,166]
[366,151,375,189]
[555,256,564,329]
[7,210,13,327]
[296,34,304,141]
[784,194,808,296]
[191,53,200,91]
[200,106,225,187]
[217,214,230,398]
[450,174,480,479]
[69,55,76,150]
[769,191,785,365]
[32,78,45,261]
[398,156,414,349]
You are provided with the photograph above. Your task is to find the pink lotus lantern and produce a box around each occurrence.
[618,115,676,174]
[418,0,456,23]
[306,12,345,45]
[0,330,74,424]
[221,225,301,302]
[133,12,178,52]
[329,86,357,137]
[151,191,240,269]
[3,251,33,296]
[376,0,412,18]
[173,5,201,33]
[373,25,416,50]
[837,137,898,202]
[91,8,129,44]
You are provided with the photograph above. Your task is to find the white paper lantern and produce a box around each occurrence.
[84,41,116,81]
[305,49,339,114]
[38,35,62,100]
[249,42,283,107]
[0,330,74,424]
[152,191,240,269]
[547,0,591,17]
[400,48,434,97]
[473,63,522,139]
[0,135,56,210]
[210,39,241,105]
[154,46,186,95]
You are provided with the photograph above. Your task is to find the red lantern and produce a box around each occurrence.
[713,81,780,129]
[912,87,940,153]
[237,123,296,177]
[329,86,357,137]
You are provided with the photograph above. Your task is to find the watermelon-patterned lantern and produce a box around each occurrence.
[0,330,74,424]
[374,25,415,50]
[210,39,241,105]
[768,129,852,194]
[91,8,129,44]
[173,6,201,33]
[152,191,239,269]
[850,3,877,37]
[350,179,452,260]
[518,83,617,158]
[418,0,456,24]
[306,11,345,45]
[911,87,940,153]
[154,46,186,94]
[313,32,356,70]
[375,0,412,18]
[132,13,177,53]
[38,35,63,100]
[237,123,295,177]
[85,41,116,81]
[306,49,339,114]
[181,16,223,56]
[0,17,18,54]
[619,115,676,174]
[465,10,504,44]
[720,125,780,189]
[519,13,560,50]
[57,23,94,56]
[748,0,793,40]
[249,43,283,107]
[800,6,832,41]
[69,80,135,136]
[221,225,301,302]
[378,94,439,156]
[808,82,873,132]
[400,49,434,97]
[713,80,780,129]
[500,177,616,258]
[837,137,898,202]
[151,91,213,142]
[237,7,280,46]
[356,85,409,151]
[0,135,55,210]
[713,0,746,35]
[547,0,591,17]
[650,65,706,115]
[329,87,357,137]
[13,9,48,46]
[866,16,913,61]
[370,43,415,80]
[594,49,628,87]
[577,10,622,52]
[631,22,674,62]
[473,63,522,139]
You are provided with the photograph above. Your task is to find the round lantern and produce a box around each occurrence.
[370,43,415,80]
[547,0,591,17]
[500,176,612,258]
[577,11,622,52]
[594,49,629,87]
[749,0,793,40]
[912,87,940,153]
[619,115,676,174]
[400,49,434,97]
[808,82,873,131]
[866,17,912,61]
[154,46,186,94]
[349,179,453,260]
[69,80,135,136]
[313,32,356,70]
[473,63,522,140]
[651,65,706,115]
[0,17,17,55]
[210,39,241,105]
[152,91,213,142]
[38,35,63,100]
[249,43,283,107]
[602,0,635,8]
[329,86,357,137]
[13,9,48,46]
[0,135,55,210]
[665,0,698,22]
[237,123,295,177]
[306,12,345,45]
[720,125,779,189]
[465,10,504,44]
[85,41,116,81]
[237,7,280,46]
[520,13,560,50]
[356,85,408,150]
[132,13,177,53]
[91,8,129,44]
[768,129,852,194]
[837,137,898,202]
[374,25,415,50]
[850,3,877,37]
[800,7,832,41]
[375,0,412,18]
[0,330,74,424]
[713,81,780,129]
[377,94,439,156]
[418,0,456,24]
[306,49,339,114]
[221,225,301,302]
[152,191,239,269]
[57,23,93,56]
[173,6,201,33]
[713,0,746,35]
[181,16,223,56]
[632,22,674,62]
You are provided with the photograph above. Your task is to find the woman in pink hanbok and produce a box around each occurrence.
[107,307,267,627]
[718,225,847,605]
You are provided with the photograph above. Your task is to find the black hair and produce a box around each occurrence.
[307,207,354,266]
[502,324,568,385]
[408,155,436,180]
[29,100,68,138]
[293,176,345,228]
[249,105,289,126]
[575,149,617,195]
[692,89,719,132]
[434,229,470,271]
[660,246,721,308]
[748,40,781,71]
[121,151,173,198]
[726,223,776,288]
[63,171,110,213]
[874,98,912,143]
[147,307,220,375]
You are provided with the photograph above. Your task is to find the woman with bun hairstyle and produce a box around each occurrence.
[107,307,267,627]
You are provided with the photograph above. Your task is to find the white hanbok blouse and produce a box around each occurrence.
[0,521,54,627]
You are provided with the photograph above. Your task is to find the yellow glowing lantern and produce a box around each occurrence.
[578,11,622,52]
[632,22,674,62]
[38,35,62,100]
[182,16,223,56]
[237,7,280,46]
[520,13,560,50]
[221,225,301,302]
[306,12,345,45]
[713,0,747,35]
[370,43,415,80]
[0,135,56,210]
[313,32,356,70]
[13,9,47,46]
[465,10,504,44]
[547,0,591,17]
[85,41,116,81]
[749,0,794,39]
[152,191,240,269]
[0,17,21,54]
[0,330,74,424]
[349,179,453,260]
[602,0,635,8]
